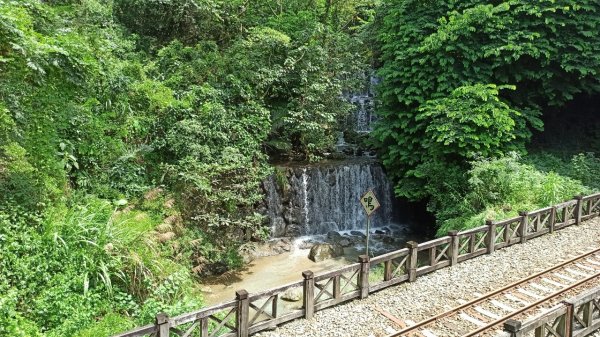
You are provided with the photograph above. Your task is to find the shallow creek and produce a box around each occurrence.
[201,226,426,306]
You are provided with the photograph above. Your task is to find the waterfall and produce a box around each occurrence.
[263,159,397,237]
[301,168,309,234]
[348,75,379,133]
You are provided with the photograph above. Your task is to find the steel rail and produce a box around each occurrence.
[461,270,600,337]
[389,247,600,337]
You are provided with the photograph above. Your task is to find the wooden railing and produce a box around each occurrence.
[503,285,600,337]
[112,193,600,337]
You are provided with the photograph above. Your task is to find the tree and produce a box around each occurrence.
[373,0,600,201]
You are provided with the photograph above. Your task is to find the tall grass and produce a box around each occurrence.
[436,153,590,236]
[0,195,202,336]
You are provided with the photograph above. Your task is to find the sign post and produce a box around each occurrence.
[359,190,381,257]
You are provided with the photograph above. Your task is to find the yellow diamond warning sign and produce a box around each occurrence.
[360,190,380,216]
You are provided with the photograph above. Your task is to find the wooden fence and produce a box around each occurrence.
[112,193,600,337]
[503,285,600,337]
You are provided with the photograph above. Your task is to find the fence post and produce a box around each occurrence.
[383,259,393,281]
[549,206,557,234]
[302,271,314,319]
[358,255,370,298]
[236,290,249,337]
[561,300,574,337]
[518,211,528,244]
[448,231,459,266]
[155,313,170,337]
[406,241,418,282]
[503,319,522,337]
[485,220,496,254]
[575,195,584,225]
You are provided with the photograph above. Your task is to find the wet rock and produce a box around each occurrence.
[297,239,318,250]
[350,230,366,238]
[308,243,344,262]
[326,231,342,241]
[238,238,292,263]
[281,288,303,302]
[338,239,352,247]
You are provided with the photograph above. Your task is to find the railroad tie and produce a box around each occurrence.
[504,293,530,306]
[458,312,486,327]
[490,299,516,312]
[473,306,501,320]
[529,283,553,293]
[575,263,597,271]
[552,272,577,283]
[420,330,438,337]
[510,290,537,304]
[564,267,590,277]
[585,258,600,266]
[516,288,543,300]
[541,277,566,288]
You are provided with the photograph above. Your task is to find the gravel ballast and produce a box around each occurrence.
[255,218,600,337]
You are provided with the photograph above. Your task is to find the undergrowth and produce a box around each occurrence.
[434,152,595,236]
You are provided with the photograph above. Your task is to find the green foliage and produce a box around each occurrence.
[417,84,520,159]
[0,197,202,336]
[434,154,588,235]
[374,0,600,201]
[72,312,134,337]
[527,152,600,191]
[1,0,375,335]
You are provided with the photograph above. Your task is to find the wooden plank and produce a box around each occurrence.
[248,281,304,301]
[374,306,406,329]
[247,310,305,334]
[369,274,410,293]
[314,263,361,282]
[313,290,360,311]
[416,260,450,276]
[457,249,487,263]
[170,300,238,326]
[416,236,451,250]
[112,324,157,337]
[369,248,410,265]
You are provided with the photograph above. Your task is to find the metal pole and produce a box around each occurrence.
[366,215,371,256]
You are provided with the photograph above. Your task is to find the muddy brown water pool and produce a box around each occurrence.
[200,231,427,306]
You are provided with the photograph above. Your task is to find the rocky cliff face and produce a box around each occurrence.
[263,159,397,237]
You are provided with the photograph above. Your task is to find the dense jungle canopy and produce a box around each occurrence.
[0,0,598,336]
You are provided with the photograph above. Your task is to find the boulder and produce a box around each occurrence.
[238,238,292,263]
[326,230,343,241]
[281,288,303,302]
[297,239,317,250]
[350,230,366,238]
[308,243,344,262]
[338,239,352,247]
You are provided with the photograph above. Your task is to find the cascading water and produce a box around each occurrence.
[347,75,379,133]
[263,159,397,237]
[301,168,309,234]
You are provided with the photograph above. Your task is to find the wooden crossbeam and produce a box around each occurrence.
[435,244,449,263]
[208,308,236,337]
[314,277,334,302]
[339,269,359,293]
[248,296,275,326]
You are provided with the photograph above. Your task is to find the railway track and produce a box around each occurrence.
[385,247,600,337]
